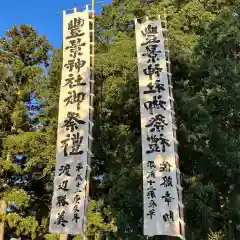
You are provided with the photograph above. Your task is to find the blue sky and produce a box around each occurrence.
[0,0,111,48]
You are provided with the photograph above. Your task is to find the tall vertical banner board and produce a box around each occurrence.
[49,10,90,234]
[135,19,185,238]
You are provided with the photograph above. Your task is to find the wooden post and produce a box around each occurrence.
[84,0,95,200]
[0,200,6,240]
[91,0,95,69]
[85,0,95,199]
[80,2,95,239]
[59,234,69,240]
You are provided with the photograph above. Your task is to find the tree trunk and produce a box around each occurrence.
[0,200,6,240]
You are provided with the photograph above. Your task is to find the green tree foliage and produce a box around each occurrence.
[182,9,240,239]
[0,24,53,239]
[93,1,240,239]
